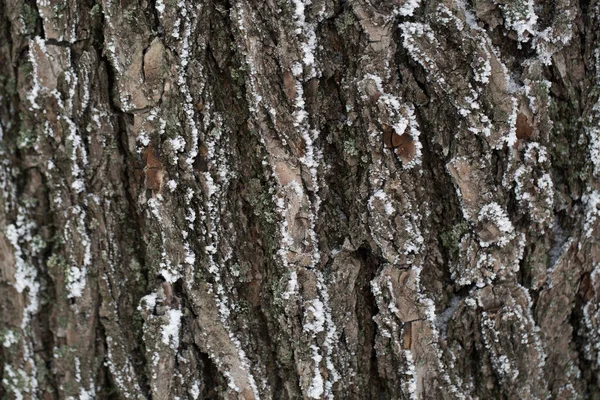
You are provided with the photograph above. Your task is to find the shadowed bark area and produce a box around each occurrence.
[1,0,600,398]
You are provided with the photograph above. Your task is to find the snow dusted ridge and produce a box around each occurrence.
[231,1,345,397]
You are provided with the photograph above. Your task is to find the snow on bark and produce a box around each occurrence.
[2,0,600,398]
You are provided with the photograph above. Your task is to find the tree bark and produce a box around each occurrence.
[1,0,600,398]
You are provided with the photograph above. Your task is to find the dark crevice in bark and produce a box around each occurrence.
[114,118,152,397]
[490,149,505,191]
[256,308,287,397]
[26,0,43,40]
[516,244,530,289]
[548,88,586,230]
[194,344,228,399]
[571,275,598,396]
[99,37,149,296]
[96,317,124,400]
[354,245,388,398]
[414,103,462,298]
[454,282,478,300]
[44,38,80,47]
[202,7,298,395]
[94,12,153,396]
[180,298,229,398]
[232,152,290,394]
[34,177,60,399]
[471,325,497,399]
[146,0,161,38]
[405,48,464,304]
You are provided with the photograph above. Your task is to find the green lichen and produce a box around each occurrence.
[163,114,182,139]
[245,178,276,225]
[62,379,80,397]
[335,10,356,34]
[34,353,51,389]
[89,4,102,19]
[29,236,46,257]
[2,366,29,396]
[129,258,147,292]
[270,275,289,308]
[47,254,69,275]
[122,9,136,23]
[144,231,164,278]
[439,221,469,257]
[132,311,145,341]
[1,76,17,97]
[20,61,34,79]
[57,315,69,330]
[52,2,67,19]
[22,197,38,208]
[52,233,66,247]
[242,177,278,254]
[548,94,589,195]
[17,127,37,149]
[344,138,358,157]
[277,345,293,363]
[0,328,19,348]
[18,3,38,36]
[230,262,241,277]
[53,344,74,360]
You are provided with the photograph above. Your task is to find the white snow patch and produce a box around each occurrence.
[155,0,165,14]
[161,309,183,350]
[397,0,421,17]
[478,202,514,248]
[282,270,298,300]
[500,0,538,44]
[307,344,324,399]
[371,190,396,215]
[6,211,41,328]
[189,382,200,399]
[583,190,600,238]
[138,292,158,311]
[2,330,18,348]
[304,299,325,334]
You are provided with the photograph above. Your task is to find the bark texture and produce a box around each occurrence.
[1,0,600,398]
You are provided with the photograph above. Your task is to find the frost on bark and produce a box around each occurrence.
[1,0,600,398]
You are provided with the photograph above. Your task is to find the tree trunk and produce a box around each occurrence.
[1,0,600,398]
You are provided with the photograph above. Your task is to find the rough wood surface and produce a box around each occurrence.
[1,0,600,398]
